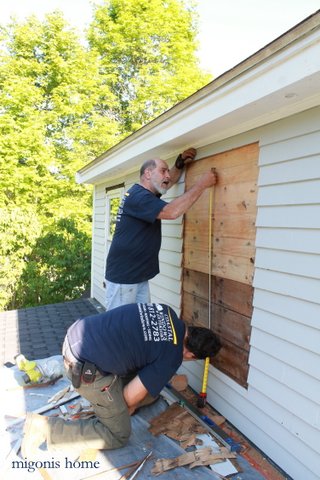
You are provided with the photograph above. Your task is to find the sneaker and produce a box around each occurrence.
[21,413,48,459]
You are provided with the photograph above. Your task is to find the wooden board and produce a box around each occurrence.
[214,343,249,388]
[183,143,258,285]
[182,143,259,387]
[183,269,253,318]
[182,291,251,351]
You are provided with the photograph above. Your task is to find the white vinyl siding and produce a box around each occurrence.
[150,177,185,313]
[91,183,108,305]
[250,106,320,478]
[90,106,320,479]
[180,107,320,480]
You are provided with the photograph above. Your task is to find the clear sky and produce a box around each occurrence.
[1,0,319,77]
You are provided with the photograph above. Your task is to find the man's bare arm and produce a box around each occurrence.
[158,169,217,220]
[167,148,197,189]
[123,375,149,415]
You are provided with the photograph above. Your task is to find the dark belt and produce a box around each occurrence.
[63,336,97,388]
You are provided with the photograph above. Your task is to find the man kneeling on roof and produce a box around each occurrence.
[21,303,221,458]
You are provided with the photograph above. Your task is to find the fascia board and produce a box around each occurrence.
[77,25,320,185]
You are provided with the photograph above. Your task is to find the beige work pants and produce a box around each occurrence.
[47,372,131,452]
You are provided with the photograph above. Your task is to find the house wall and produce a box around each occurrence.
[180,106,320,480]
[90,106,320,479]
[182,143,258,388]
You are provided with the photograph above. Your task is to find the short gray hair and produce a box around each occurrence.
[140,159,156,177]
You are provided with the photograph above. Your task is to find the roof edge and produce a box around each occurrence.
[77,9,320,177]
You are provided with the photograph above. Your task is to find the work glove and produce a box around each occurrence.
[174,148,197,169]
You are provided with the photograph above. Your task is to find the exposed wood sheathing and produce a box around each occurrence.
[182,143,259,387]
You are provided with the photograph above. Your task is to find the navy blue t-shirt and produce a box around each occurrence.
[105,184,168,284]
[67,303,185,397]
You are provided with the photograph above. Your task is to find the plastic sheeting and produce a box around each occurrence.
[1,361,266,480]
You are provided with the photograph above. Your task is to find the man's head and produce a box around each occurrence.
[183,326,222,360]
[140,158,170,195]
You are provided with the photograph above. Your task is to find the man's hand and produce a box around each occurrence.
[158,168,218,220]
[181,148,197,162]
[199,168,218,189]
[175,147,197,169]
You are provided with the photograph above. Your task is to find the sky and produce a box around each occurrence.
[0,0,319,77]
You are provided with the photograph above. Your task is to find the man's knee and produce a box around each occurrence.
[112,431,130,449]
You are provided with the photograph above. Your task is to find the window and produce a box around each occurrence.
[108,195,121,239]
[105,185,124,241]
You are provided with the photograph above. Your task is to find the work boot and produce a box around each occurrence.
[21,413,48,459]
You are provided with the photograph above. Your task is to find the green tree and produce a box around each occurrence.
[0,12,120,309]
[15,218,92,308]
[0,2,211,310]
[0,12,120,213]
[88,0,211,132]
[0,207,41,309]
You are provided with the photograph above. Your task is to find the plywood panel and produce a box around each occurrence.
[182,143,258,387]
[184,143,258,285]
[186,143,259,178]
[182,289,250,387]
[215,343,249,387]
[183,291,251,351]
[183,269,253,317]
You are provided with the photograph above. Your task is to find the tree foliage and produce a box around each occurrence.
[88,0,211,132]
[0,207,40,309]
[0,1,212,310]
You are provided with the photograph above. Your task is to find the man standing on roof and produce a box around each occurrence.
[105,148,218,310]
[21,302,221,457]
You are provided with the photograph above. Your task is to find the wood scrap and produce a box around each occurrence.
[189,447,237,468]
[79,460,140,480]
[48,384,71,404]
[149,402,184,431]
[180,433,204,449]
[149,402,207,445]
[151,447,236,475]
[69,409,95,420]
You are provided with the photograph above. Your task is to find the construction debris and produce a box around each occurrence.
[15,354,65,385]
[151,447,236,475]
[149,403,206,438]
[6,390,81,430]
[196,433,239,477]
[48,385,72,404]
[149,402,226,449]
[162,386,241,452]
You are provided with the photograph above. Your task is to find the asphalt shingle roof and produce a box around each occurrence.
[0,298,286,479]
[0,298,104,366]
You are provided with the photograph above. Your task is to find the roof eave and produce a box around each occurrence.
[76,10,320,185]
